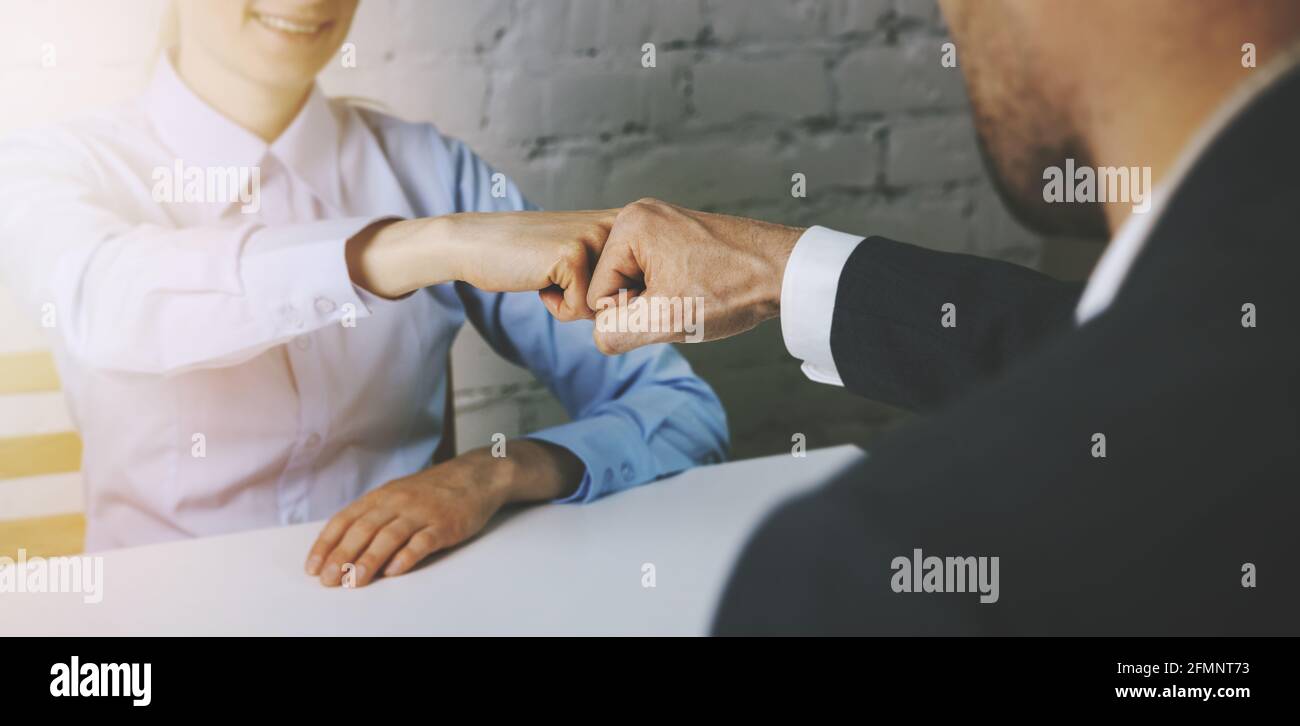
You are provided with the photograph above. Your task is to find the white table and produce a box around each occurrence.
[0,446,864,636]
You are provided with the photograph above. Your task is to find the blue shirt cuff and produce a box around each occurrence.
[526,414,656,504]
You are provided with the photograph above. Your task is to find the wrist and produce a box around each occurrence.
[475,439,582,504]
[346,217,458,298]
[447,447,516,511]
[346,218,400,297]
[420,214,466,285]
[755,224,805,319]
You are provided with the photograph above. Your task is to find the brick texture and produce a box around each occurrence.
[326,0,1049,459]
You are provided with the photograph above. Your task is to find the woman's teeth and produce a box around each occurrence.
[254,13,327,35]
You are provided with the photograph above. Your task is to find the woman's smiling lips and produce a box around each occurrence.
[250,10,334,39]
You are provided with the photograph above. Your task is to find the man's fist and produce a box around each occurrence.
[587,198,804,354]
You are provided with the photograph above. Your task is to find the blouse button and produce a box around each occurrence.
[281,304,304,330]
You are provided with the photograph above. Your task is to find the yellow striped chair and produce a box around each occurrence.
[0,284,85,558]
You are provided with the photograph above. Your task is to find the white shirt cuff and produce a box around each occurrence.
[779,226,865,387]
[241,216,392,338]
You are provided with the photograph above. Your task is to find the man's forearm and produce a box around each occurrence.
[829,235,1082,409]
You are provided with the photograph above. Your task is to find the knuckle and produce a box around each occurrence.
[336,533,369,556]
[356,553,381,574]
[384,491,413,509]
[315,529,340,549]
[324,552,350,571]
[586,220,613,243]
[321,517,350,540]
[444,513,475,543]
[325,552,355,575]
[558,239,587,267]
[410,530,440,552]
[630,197,664,210]
[351,520,379,539]
[371,529,402,551]
[619,198,657,224]
[441,519,465,544]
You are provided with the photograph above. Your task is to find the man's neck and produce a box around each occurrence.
[1086,77,1237,235]
[1085,42,1300,235]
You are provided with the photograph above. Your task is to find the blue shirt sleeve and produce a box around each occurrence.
[445,139,730,502]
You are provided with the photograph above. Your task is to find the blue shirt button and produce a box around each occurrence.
[621,462,635,481]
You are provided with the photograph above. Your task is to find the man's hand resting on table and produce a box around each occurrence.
[305,440,583,588]
[585,198,805,354]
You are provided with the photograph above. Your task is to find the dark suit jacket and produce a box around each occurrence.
[713,64,1300,636]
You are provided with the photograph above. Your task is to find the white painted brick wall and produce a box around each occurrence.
[328,0,1049,457]
[1,0,1051,460]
